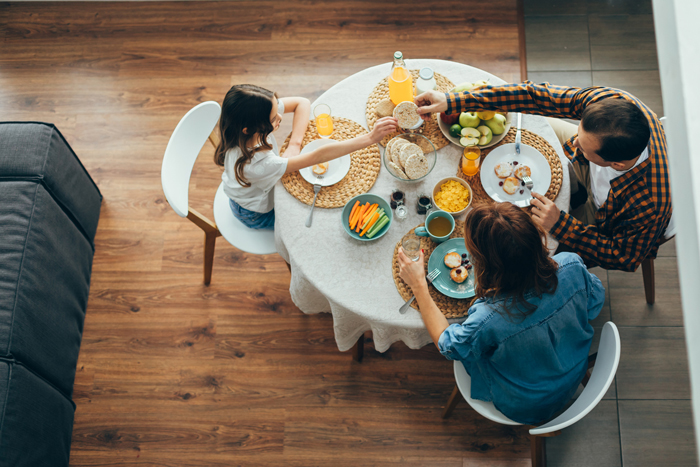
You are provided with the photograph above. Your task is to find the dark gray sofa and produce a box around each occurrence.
[0,122,101,467]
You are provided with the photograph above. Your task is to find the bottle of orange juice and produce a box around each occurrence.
[388,51,414,105]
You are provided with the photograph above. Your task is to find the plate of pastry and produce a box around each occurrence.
[299,138,351,186]
[427,238,476,299]
[479,143,551,208]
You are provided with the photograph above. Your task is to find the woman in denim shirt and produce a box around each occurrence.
[398,202,605,425]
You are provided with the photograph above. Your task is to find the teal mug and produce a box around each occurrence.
[415,210,455,243]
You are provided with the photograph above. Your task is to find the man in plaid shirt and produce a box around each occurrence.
[416,81,672,272]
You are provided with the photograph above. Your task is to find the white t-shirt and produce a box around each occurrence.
[222,101,288,214]
[589,146,649,209]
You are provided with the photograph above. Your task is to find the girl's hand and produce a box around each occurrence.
[415,90,448,121]
[398,247,428,292]
[368,117,398,143]
[283,142,301,158]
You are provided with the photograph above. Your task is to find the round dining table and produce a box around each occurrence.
[274,59,571,354]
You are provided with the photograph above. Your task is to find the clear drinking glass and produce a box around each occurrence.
[314,104,333,138]
[402,234,421,262]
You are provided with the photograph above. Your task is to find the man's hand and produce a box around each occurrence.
[282,142,301,158]
[530,192,560,231]
[368,117,398,143]
[397,247,428,292]
[414,91,448,121]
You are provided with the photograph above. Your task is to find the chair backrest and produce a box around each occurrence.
[530,322,620,435]
[161,101,221,217]
[657,117,676,239]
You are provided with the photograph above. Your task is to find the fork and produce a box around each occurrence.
[515,112,522,157]
[522,174,533,190]
[399,268,441,314]
[305,179,322,228]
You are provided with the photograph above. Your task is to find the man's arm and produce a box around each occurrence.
[550,194,663,272]
[445,81,611,120]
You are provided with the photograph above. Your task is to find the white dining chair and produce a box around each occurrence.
[161,101,279,285]
[442,321,621,467]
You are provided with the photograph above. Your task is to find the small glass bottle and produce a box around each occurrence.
[416,67,437,95]
[388,51,414,105]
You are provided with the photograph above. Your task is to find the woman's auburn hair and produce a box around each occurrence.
[464,202,559,320]
[213,84,277,187]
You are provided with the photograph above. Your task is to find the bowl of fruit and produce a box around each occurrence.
[437,81,512,150]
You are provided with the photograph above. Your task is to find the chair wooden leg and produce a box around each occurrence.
[352,333,364,362]
[203,231,217,286]
[642,256,655,304]
[442,385,462,419]
[531,435,547,467]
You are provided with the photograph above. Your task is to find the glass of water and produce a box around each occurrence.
[402,233,421,262]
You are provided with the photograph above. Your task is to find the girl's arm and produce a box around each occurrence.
[279,97,311,158]
[284,117,397,174]
[397,248,449,347]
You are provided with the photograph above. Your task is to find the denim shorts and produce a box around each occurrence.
[229,199,275,230]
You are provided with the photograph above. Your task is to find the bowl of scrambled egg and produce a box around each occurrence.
[432,177,472,217]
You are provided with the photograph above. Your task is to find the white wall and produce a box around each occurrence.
[652,0,700,463]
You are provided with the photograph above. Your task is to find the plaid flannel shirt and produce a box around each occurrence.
[446,81,671,272]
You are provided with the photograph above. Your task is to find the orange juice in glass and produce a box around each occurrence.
[314,104,333,138]
[462,147,481,177]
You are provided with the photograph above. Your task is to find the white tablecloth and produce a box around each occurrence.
[274,59,571,352]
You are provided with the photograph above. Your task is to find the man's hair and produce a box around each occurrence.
[581,99,651,163]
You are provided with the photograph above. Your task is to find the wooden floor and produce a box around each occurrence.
[0,2,526,466]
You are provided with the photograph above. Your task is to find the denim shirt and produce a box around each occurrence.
[438,253,605,425]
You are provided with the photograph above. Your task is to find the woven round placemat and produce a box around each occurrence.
[280,117,381,208]
[456,128,563,206]
[366,70,455,149]
[391,221,471,319]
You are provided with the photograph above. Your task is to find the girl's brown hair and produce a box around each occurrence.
[464,202,559,320]
[213,84,278,187]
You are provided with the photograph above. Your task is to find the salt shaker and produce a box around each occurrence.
[416,67,437,95]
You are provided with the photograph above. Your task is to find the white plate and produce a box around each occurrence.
[437,112,512,149]
[479,143,551,208]
[299,139,351,186]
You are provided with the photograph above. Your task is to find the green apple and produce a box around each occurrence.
[483,113,506,135]
[458,112,480,128]
[451,82,474,93]
[460,127,480,147]
[449,124,463,138]
[476,125,493,145]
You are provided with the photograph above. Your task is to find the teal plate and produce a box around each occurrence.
[427,238,476,299]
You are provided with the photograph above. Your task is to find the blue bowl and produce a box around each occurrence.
[341,193,393,241]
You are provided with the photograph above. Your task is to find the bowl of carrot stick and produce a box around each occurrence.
[342,193,393,241]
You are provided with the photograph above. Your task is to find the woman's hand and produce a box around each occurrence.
[368,117,398,143]
[398,247,428,292]
[415,90,448,121]
[282,142,301,158]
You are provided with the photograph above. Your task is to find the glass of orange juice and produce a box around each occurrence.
[314,104,333,138]
[462,147,481,177]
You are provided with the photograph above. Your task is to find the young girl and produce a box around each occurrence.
[214,84,398,229]
[398,202,605,425]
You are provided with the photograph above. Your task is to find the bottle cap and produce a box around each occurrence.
[394,51,403,60]
[419,67,434,80]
